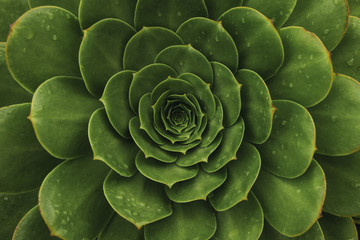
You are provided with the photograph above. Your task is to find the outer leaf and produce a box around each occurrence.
[134,0,208,31]
[165,168,227,203]
[30,76,102,159]
[202,117,245,173]
[103,171,172,229]
[252,161,326,237]
[242,0,297,28]
[259,221,324,240]
[332,16,360,82]
[123,27,183,71]
[79,0,137,29]
[256,100,316,178]
[213,192,264,240]
[0,190,38,240]
[29,0,80,16]
[204,0,243,20]
[39,157,113,240]
[79,18,136,97]
[219,7,284,79]
[136,151,198,187]
[144,201,216,240]
[101,70,135,139]
[316,151,360,216]
[155,44,213,84]
[129,117,178,163]
[348,0,360,17]
[0,103,59,193]
[6,6,82,92]
[267,26,333,107]
[236,69,273,144]
[211,62,241,127]
[209,142,261,211]
[308,74,360,156]
[283,0,349,51]
[177,17,239,72]
[0,0,29,42]
[0,42,31,107]
[13,205,59,240]
[318,213,358,240]
[89,108,138,177]
[98,214,144,240]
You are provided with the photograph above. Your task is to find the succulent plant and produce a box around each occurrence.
[1,0,360,239]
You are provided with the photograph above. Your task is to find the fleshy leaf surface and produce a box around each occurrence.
[204,0,243,20]
[308,74,360,156]
[144,201,216,240]
[103,171,172,229]
[318,213,358,240]
[30,76,102,159]
[29,0,80,16]
[253,160,326,237]
[6,6,82,92]
[39,157,113,240]
[89,108,138,177]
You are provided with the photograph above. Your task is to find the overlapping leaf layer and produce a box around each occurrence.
[1,0,360,239]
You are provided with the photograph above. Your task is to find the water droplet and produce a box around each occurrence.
[296,189,301,193]
[209,51,213,56]
[116,195,123,200]
[235,31,239,36]
[177,11,182,16]
[66,13,71,19]
[241,17,245,24]
[331,115,337,121]
[281,144,285,150]
[55,210,60,214]
[272,150,276,155]
[279,10,284,15]
[351,182,360,188]
[346,57,355,66]
[289,83,293,88]
[333,0,339,4]
[215,36,219,42]
[246,42,251,48]
[25,31,34,40]
[309,54,314,60]
[179,61,183,66]
[157,208,163,212]
[297,54,302,60]
[281,120,287,126]
[48,12,54,20]
[323,29,330,35]
[157,10,162,17]
[46,25,51,31]
[53,34,57,41]
[305,13,311,19]
[201,31,205,35]
[3,196,8,201]
[336,24,340,30]
[22,48,27,54]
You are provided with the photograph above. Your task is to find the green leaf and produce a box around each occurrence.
[259,221,324,240]
[332,16,360,82]
[211,62,241,127]
[29,0,80,16]
[155,44,213,84]
[176,132,223,167]
[129,117,178,163]
[39,157,113,240]
[79,0,137,29]
[209,142,261,211]
[348,0,360,17]
[236,69,273,144]
[177,17,239,72]
[0,190,38,240]
[213,192,264,240]
[79,18,135,97]
[0,103,59,193]
[124,27,183,71]
[0,0,29,42]
[165,168,227,203]
[0,42,31,108]
[256,100,316,178]
[6,6,82,92]
[98,214,144,240]
[129,63,177,113]
[13,205,59,240]
[30,76,102,159]
[219,7,284,79]
[103,171,172,229]
[144,201,216,240]
[308,74,360,156]
[315,150,360,216]
[202,117,244,173]
[283,0,349,51]
[101,70,135,139]
[89,108,138,177]
[267,26,333,107]
[253,160,326,237]
[134,0,208,31]
[242,0,297,28]
[318,213,358,240]
[204,0,243,20]
[135,151,198,187]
